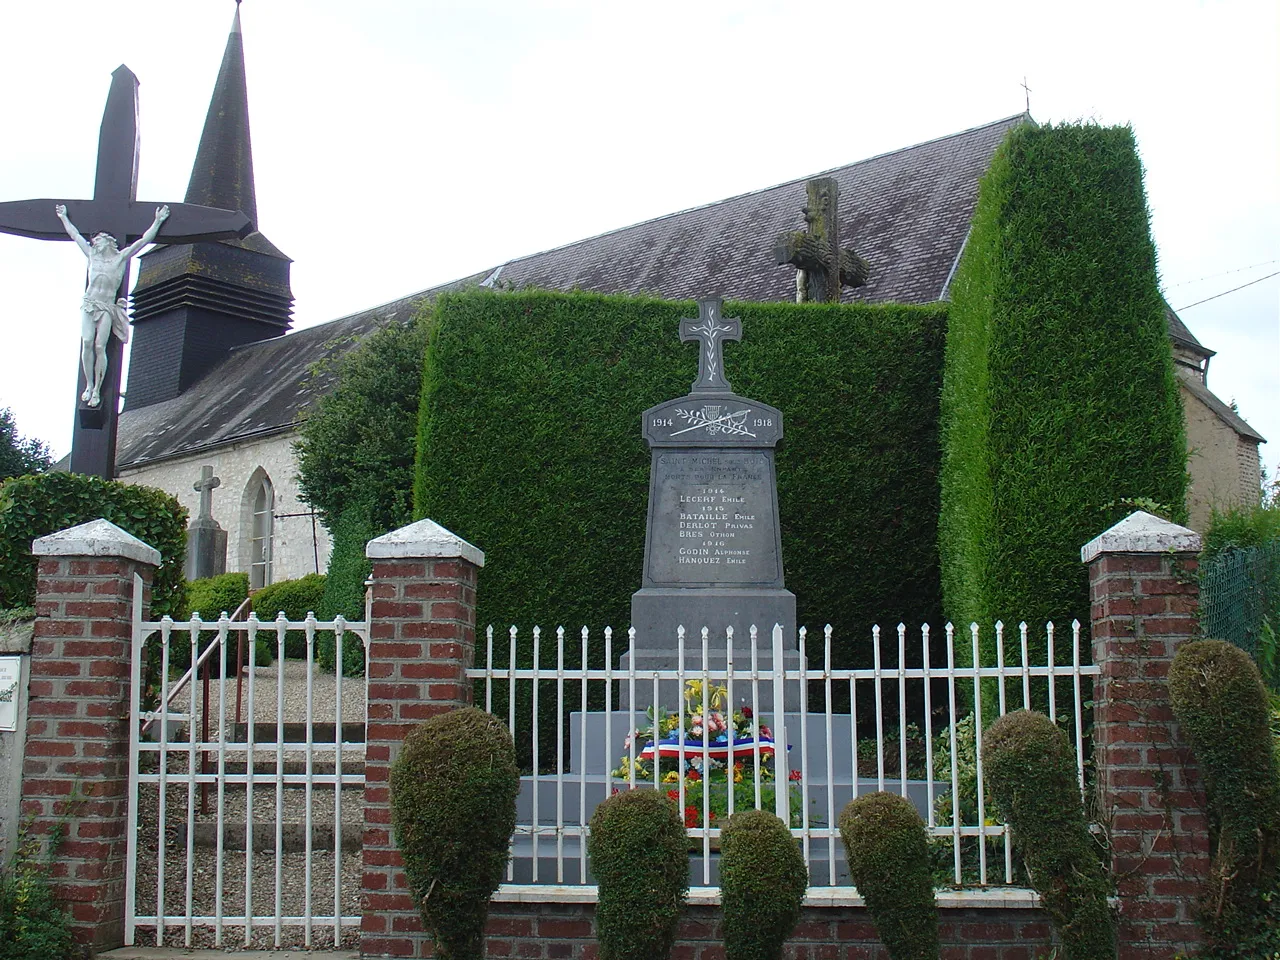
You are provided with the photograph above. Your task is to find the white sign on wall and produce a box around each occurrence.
[0,656,21,732]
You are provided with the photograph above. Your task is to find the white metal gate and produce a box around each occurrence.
[125,574,369,947]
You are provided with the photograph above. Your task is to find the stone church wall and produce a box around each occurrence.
[1181,383,1262,532]
[117,430,330,584]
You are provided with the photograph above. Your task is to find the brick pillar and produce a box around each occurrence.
[1083,511,1210,960]
[23,518,160,951]
[361,518,484,958]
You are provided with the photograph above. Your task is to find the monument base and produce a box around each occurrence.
[624,586,800,710]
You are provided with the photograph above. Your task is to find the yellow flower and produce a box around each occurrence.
[663,771,679,783]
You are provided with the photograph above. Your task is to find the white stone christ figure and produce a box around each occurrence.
[54,202,169,407]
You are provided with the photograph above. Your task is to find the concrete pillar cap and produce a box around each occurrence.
[1081,510,1201,563]
[366,517,485,567]
[31,517,161,567]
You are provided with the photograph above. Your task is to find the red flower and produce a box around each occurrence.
[789,769,803,782]
[666,789,680,801]
[611,787,620,795]
[741,706,753,719]
[687,769,701,782]
[684,806,699,828]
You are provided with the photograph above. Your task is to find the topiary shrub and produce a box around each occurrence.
[1168,640,1280,954]
[587,788,689,960]
[251,573,326,659]
[982,710,1113,959]
[719,809,807,960]
[390,707,519,960]
[839,792,938,960]
[0,471,187,617]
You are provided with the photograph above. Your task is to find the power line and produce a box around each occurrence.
[1166,258,1279,289]
[1175,270,1280,311]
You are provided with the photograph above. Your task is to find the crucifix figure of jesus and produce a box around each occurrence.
[0,65,251,478]
[56,202,169,408]
[679,297,741,394]
[774,177,869,303]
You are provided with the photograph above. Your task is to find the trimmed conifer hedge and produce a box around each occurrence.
[939,123,1186,664]
[414,289,946,755]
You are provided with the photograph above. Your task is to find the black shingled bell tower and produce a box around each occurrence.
[127,5,292,410]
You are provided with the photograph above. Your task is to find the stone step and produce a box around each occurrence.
[173,821,362,853]
[230,721,366,744]
[192,759,367,778]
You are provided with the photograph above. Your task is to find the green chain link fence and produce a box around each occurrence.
[1200,540,1280,690]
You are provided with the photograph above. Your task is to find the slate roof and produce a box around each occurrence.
[115,288,436,468]
[1180,373,1266,443]
[114,114,1025,466]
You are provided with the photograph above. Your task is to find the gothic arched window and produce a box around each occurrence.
[247,472,274,589]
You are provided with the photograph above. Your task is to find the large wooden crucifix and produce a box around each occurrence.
[773,177,869,303]
[0,65,251,479]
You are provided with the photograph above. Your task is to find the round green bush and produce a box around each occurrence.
[719,809,807,960]
[587,788,689,960]
[251,573,327,659]
[1168,640,1280,952]
[170,572,252,673]
[839,792,938,960]
[982,710,1113,959]
[390,707,519,960]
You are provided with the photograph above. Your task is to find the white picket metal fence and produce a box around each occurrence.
[469,618,1098,899]
[125,574,369,947]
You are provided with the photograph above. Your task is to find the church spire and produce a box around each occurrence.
[186,2,257,229]
[127,1,293,412]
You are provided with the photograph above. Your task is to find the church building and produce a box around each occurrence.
[115,9,1264,584]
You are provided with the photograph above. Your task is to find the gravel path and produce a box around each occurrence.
[135,659,366,947]
[164,659,366,735]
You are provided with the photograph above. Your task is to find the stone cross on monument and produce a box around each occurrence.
[0,66,252,479]
[185,464,228,581]
[679,299,741,393]
[773,177,870,303]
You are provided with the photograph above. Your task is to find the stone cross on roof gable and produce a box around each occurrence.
[0,66,251,479]
[193,465,221,521]
[680,297,741,394]
[774,177,869,303]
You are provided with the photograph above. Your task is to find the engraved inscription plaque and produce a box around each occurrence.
[645,451,780,586]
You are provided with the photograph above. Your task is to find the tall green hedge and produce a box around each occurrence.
[415,289,945,661]
[940,123,1187,664]
[0,472,187,617]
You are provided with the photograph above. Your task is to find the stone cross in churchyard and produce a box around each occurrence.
[625,296,800,709]
[185,464,228,581]
[774,177,870,303]
[0,66,252,479]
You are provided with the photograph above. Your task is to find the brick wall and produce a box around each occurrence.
[372,900,1051,959]
[362,519,483,957]
[1084,513,1210,960]
[23,521,158,952]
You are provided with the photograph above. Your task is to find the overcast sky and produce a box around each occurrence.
[0,1,1275,485]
